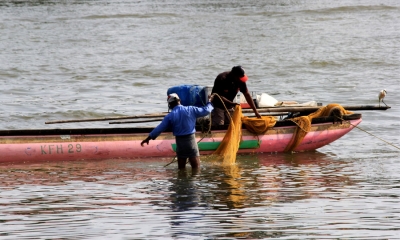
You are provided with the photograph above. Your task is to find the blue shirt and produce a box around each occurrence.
[149,102,214,139]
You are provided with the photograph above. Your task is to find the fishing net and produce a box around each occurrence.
[211,105,277,165]
[284,103,353,152]
[242,115,277,134]
[212,105,243,166]
[207,103,352,164]
[222,164,246,208]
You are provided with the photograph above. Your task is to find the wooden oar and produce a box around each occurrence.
[109,113,288,125]
[109,118,164,124]
[45,105,390,124]
[243,112,289,117]
[242,105,391,114]
[45,113,168,124]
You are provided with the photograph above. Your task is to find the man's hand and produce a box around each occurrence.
[208,93,216,102]
[141,136,151,147]
[255,112,262,118]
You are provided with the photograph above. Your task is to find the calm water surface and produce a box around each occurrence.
[1,153,399,239]
[1,0,400,239]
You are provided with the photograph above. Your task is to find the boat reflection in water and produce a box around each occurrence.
[162,151,358,238]
[0,152,357,238]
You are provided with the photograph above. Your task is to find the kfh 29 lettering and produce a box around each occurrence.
[41,144,82,155]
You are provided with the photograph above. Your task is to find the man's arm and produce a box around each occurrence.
[243,91,261,118]
[193,102,214,118]
[141,136,152,146]
[141,116,171,146]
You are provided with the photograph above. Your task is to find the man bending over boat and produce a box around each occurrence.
[141,93,214,169]
[211,65,261,125]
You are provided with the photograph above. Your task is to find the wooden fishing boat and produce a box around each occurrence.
[0,109,365,163]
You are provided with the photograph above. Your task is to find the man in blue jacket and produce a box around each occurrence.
[141,93,214,169]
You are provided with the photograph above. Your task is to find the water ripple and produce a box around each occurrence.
[1,0,400,238]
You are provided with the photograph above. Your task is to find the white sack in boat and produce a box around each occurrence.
[239,92,318,108]
[256,93,279,107]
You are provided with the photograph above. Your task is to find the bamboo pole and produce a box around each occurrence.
[45,105,390,124]
[109,118,164,124]
[45,113,168,124]
[108,113,288,125]
[242,105,391,113]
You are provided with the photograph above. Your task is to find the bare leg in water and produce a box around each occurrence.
[189,156,200,169]
[178,156,200,169]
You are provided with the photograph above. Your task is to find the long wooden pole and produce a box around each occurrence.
[109,118,164,124]
[108,113,288,125]
[45,105,390,124]
[45,113,169,124]
[243,105,390,113]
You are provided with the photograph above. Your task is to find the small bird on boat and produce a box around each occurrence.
[378,89,387,107]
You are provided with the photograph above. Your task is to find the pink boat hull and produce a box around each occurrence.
[0,118,362,163]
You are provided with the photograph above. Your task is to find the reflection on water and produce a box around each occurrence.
[1,0,400,237]
[1,152,399,239]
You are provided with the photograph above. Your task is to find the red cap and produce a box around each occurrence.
[239,75,248,82]
[232,66,248,82]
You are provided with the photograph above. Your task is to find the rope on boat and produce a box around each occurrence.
[165,103,399,168]
[338,116,400,151]
[164,156,177,167]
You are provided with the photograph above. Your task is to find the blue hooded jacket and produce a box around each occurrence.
[149,102,213,139]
